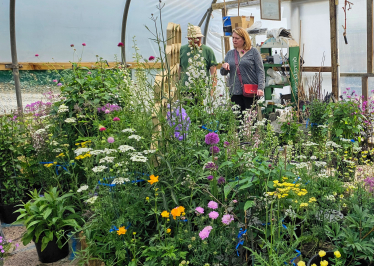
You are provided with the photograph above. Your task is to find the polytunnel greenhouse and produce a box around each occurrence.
[0,0,374,265]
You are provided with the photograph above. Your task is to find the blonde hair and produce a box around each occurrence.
[232,27,252,50]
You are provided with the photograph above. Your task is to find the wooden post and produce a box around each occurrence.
[329,0,339,98]
[368,0,374,75]
[362,76,369,102]
[222,8,231,55]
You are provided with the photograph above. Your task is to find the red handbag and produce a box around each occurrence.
[234,50,258,97]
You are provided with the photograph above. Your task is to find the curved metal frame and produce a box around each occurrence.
[121,0,132,64]
[202,0,218,45]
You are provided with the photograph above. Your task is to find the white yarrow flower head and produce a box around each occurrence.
[92,165,107,173]
[128,135,141,141]
[74,148,93,156]
[35,128,46,135]
[58,104,69,113]
[77,185,89,193]
[118,145,136,152]
[310,156,317,160]
[130,155,147,163]
[111,177,130,185]
[86,196,98,204]
[143,150,156,154]
[99,156,116,164]
[65,117,77,123]
[122,128,136,133]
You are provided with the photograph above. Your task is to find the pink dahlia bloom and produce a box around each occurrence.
[209,211,219,219]
[195,207,204,214]
[222,214,234,225]
[207,201,218,210]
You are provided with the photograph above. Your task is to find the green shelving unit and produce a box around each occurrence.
[260,37,300,114]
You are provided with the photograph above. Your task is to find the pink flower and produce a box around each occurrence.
[222,214,234,225]
[87,72,92,74]
[149,56,155,61]
[113,117,120,121]
[105,109,110,114]
[107,137,115,143]
[52,79,58,83]
[199,229,210,240]
[209,211,219,219]
[207,201,218,210]
[118,42,124,47]
[204,226,213,231]
[99,127,106,131]
[207,175,213,181]
[35,54,39,57]
[57,83,62,86]
[195,207,204,214]
[1,250,4,253]
[82,43,86,46]
[70,44,74,47]
[232,200,238,203]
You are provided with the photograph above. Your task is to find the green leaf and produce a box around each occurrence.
[336,129,343,137]
[43,208,52,220]
[244,200,254,211]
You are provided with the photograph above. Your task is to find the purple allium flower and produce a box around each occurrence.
[57,83,62,86]
[205,132,220,145]
[82,43,86,46]
[107,137,115,143]
[222,214,234,225]
[149,56,155,61]
[224,141,230,148]
[217,177,226,184]
[113,117,120,121]
[209,211,219,219]
[204,162,217,170]
[207,175,213,181]
[208,201,218,209]
[195,207,204,214]
[209,146,220,154]
[117,42,124,47]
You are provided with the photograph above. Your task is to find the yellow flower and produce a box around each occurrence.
[312,264,317,266]
[166,228,171,233]
[133,232,136,235]
[53,162,57,164]
[320,260,328,266]
[309,197,317,203]
[146,197,150,201]
[161,211,170,218]
[319,250,326,257]
[297,261,306,266]
[334,250,341,258]
[148,175,159,185]
[117,226,127,236]
[300,203,308,207]
[171,206,185,219]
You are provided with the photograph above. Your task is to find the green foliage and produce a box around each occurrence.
[0,179,28,205]
[16,187,83,251]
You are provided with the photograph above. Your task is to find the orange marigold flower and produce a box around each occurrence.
[117,226,127,236]
[148,175,159,185]
[170,206,185,219]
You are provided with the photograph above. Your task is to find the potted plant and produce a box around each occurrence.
[15,187,83,263]
[0,179,28,224]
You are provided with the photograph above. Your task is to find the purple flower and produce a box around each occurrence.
[204,162,217,170]
[107,137,115,143]
[199,226,213,240]
[149,56,155,61]
[209,146,220,154]
[52,79,58,83]
[222,214,234,225]
[1,250,4,253]
[117,42,124,47]
[195,207,204,214]
[82,43,86,46]
[209,211,219,219]
[207,175,213,181]
[57,83,62,86]
[224,141,230,148]
[167,106,190,141]
[35,54,39,57]
[217,177,226,184]
[205,132,220,145]
[113,117,120,121]
[97,103,121,113]
[208,201,218,209]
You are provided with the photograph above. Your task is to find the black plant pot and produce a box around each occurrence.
[34,235,69,263]
[0,203,22,224]
[307,251,335,266]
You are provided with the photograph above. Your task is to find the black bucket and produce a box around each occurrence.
[34,235,69,263]
[0,203,22,224]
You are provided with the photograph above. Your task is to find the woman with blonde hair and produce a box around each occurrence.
[220,27,265,113]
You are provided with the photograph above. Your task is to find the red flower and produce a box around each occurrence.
[113,117,120,121]
[35,54,39,57]
[70,44,74,47]
[117,42,124,47]
[148,56,155,61]
[99,127,106,131]
[82,43,86,46]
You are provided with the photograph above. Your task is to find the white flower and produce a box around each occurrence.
[92,165,107,173]
[295,162,308,169]
[285,206,297,219]
[303,141,318,147]
[130,155,147,162]
[340,138,352,143]
[317,125,328,128]
[353,146,362,152]
[143,149,156,154]
[52,148,62,153]
[99,156,116,164]
[40,115,50,119]
[118,145,136,152]
[122,128,136,133]
[314,161,327,167]
[65,117,77,123]
[318,173,329,178]
[296,155,307,160]
[90,150,103,155]
[325,195,336,201]
[50,140,59,146]
[45,124,53,129]
[102,148,117,155]
[58,104,69,113]
[326,141,342,149]
[86,196,98,204]
[310,156,317,160]
[128,135,141,141]
[343,159,355,165]
[74,148,93,156]
[77,185,89,192]
[111,177,130,185]
[35,128,46,135]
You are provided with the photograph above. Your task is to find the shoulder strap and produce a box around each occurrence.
[234,50,244,89]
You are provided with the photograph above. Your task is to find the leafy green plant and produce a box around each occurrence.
[16,187,82,251]
[0,179,28,205]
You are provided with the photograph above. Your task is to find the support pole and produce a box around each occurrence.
[9,0,23,113]
[121,0,131,65]
[329,0,339,98]
[367,0,373,74]
[203,0,218,45]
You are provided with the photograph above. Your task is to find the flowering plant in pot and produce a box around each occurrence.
[0,236,19,266]
[15,187,83,263]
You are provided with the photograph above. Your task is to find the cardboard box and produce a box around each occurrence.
[230,16,254,29]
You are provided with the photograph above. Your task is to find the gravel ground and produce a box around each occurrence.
[2,225,78,266]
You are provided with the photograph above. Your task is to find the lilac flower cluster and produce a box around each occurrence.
[97,103,121,114]
[166,106,191,141]
[25,101,52,117]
